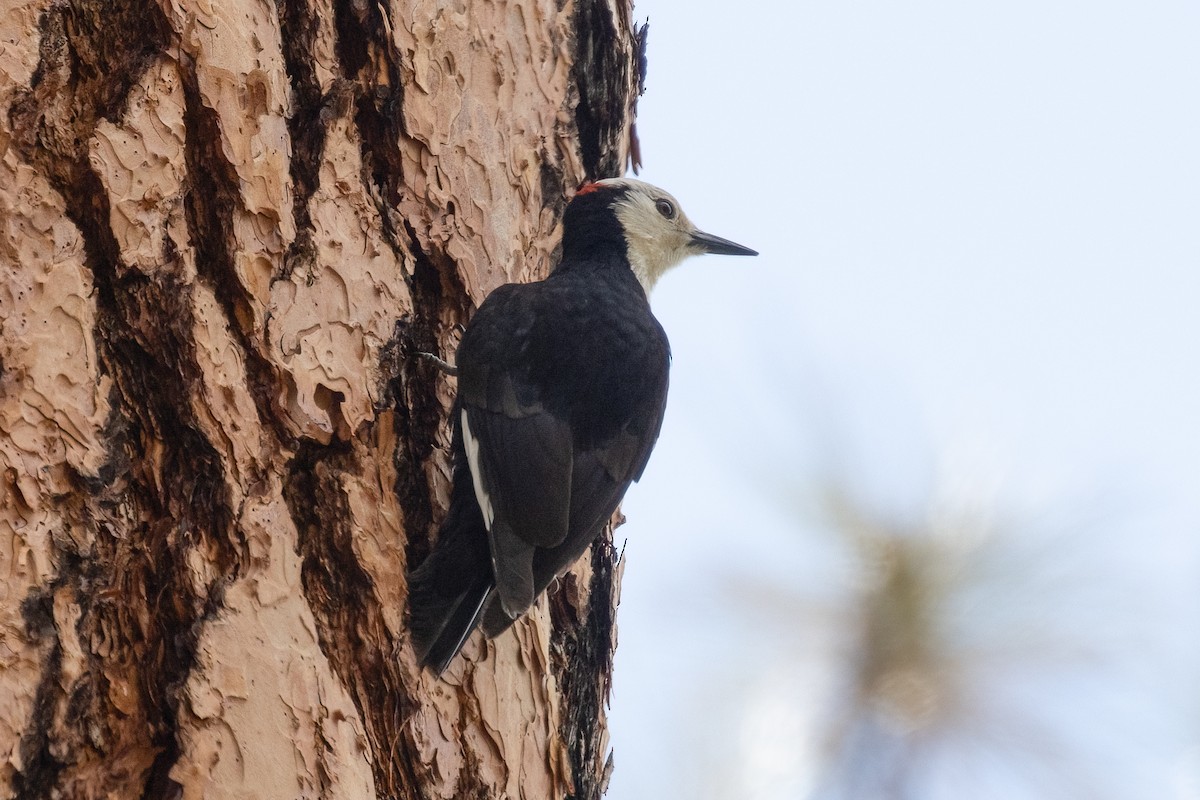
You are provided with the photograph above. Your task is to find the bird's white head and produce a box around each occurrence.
[583,177,757,294]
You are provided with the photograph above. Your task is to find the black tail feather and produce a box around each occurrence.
[480,593,518,638]
[409,405,500,674]
[408,444,495,674]
[408,557,492,674]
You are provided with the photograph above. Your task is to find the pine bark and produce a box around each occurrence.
[0,1,643,797]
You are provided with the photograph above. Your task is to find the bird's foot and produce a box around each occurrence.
[418,351,459,377]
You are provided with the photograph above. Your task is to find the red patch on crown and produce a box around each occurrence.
[575,180,603,196]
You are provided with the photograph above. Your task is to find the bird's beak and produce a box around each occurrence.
[690,229,758,257]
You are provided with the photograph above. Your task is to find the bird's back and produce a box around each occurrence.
[458,261,671,455]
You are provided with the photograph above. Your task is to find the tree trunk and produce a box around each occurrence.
[0,1,643,796]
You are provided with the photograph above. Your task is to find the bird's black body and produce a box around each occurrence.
[407,180,754,674]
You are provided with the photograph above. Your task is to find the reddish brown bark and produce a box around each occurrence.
[0,1,643,796]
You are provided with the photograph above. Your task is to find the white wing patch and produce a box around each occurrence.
[461,409,494,531]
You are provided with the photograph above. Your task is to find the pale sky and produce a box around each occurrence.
[606,1,1200,797]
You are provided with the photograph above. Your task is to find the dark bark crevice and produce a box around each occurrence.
[333,0,407,207]
[551,534,621,800]
[571,0,635,179]
[283,442,427,799]
[276,0,342,286]
[174,50,295,454]
[386,222,472,566]
[12,584,67,798]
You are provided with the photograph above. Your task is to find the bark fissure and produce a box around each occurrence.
[333,0,407,207]
[13,587,66,796]
[387,222,470,564]
[283,444,425,798]
[551,539,620,800]
[277,0,335,285]
[571,0,634,179]
[176,51,294,451]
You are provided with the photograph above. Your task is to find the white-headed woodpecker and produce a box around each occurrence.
[408,178,757,674]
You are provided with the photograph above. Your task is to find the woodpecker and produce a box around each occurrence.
[407,177,757,674]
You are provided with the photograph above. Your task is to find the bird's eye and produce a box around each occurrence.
[655,199,675,219]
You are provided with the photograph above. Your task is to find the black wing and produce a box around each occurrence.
[455,284,576,617]
[456,274,671,626]
[481,390,669,638]
[461,404,574,616]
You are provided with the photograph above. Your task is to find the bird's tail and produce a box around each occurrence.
[407,473,496,675]
[408,406,498,675]
[408,556,492,675]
